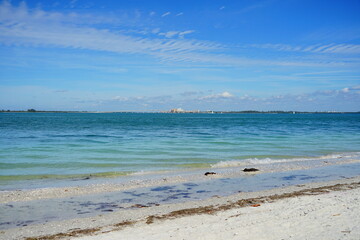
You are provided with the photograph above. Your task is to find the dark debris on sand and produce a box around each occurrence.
[243,168,259,172]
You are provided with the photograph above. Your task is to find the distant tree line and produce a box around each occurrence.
[0,109,37,112]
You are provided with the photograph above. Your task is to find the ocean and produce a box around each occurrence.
[1,112,360,189]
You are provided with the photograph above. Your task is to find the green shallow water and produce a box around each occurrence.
[0,171,132,181]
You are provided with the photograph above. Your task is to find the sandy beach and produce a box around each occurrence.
[1,175,359,240]
[75,180,360,240]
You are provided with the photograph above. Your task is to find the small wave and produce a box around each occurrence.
[211,157,297,168]
[211,160,249,168]
[211,152,360,168]
[130,170,161,176]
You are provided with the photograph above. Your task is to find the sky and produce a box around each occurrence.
[0,0,360,112]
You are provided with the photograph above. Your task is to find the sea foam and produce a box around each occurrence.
[211,152,360,169]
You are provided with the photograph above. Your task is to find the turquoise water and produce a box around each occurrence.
[1,113,360,183]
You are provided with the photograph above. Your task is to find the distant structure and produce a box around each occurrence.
[170,108,185,113]
[167,108,202,113]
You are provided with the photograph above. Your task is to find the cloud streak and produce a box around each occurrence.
[251,43,360,54]
[161,12,171,17]
[159,30,195,38]
[0,2,219,58]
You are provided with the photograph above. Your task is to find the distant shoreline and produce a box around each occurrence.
[1,110,359,114]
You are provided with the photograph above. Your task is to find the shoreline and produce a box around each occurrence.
[1,176,359,240]
[3,151,359,191]
[1,154,359,204]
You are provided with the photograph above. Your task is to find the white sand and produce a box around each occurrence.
[73,187,360,240]
[1,176,359,240]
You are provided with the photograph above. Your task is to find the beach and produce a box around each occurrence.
[75,180,360,240]
[1,175,359,240]
[1,113,360,239]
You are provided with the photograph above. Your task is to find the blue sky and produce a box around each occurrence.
[0,0,359,111]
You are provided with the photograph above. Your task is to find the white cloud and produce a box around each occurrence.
[161,12,171,17]
[176,12,183,16]
[341,88,349,93]
[341,85,360,93]
[179,30,195,37]
[160,31,179,38]
[200,91,234,100]
[159,30,195,38]
[113,96,129,101]
[220,91,233,98]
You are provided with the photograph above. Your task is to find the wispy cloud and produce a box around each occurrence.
[250,43,360,54]
[179,30,195,37]
[158,31,179,38]
[161,12,171,17]
[1,1,359,69]
[0,2,218,58]
[159,30,195,38]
